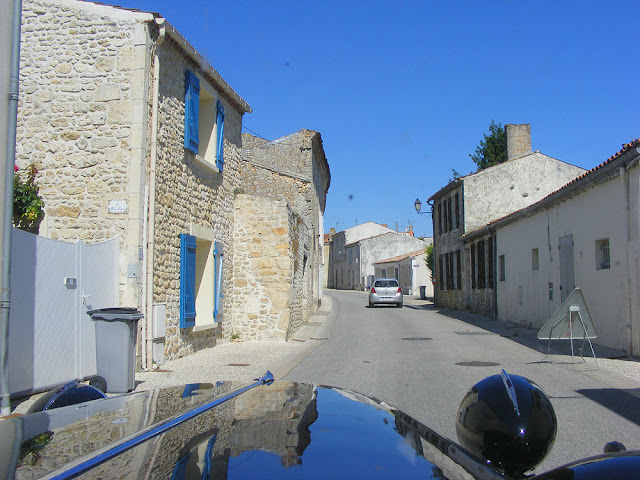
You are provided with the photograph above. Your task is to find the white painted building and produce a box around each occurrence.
[374,249,433,297]
[488,140,640,355]
[328,222,397,289]
[346,233,430,291]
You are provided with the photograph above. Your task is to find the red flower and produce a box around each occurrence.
[14,165,18,172]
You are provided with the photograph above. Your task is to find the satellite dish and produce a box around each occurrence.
[537,287,598,365]
[538,287,597,340]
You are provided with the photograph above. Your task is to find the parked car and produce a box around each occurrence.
[1,371,636,479]
[369,278,403,307]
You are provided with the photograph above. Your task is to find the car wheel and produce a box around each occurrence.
[368,300,373,308]
[88,376,108,393]
[397,303,403,308]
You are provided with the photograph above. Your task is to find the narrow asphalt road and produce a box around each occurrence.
[284,290,640,475]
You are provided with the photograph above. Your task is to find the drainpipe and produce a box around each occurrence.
[0,0,22,416]
[620,166,633,355]
[145,19,165,370]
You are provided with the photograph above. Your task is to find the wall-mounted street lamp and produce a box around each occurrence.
[414,198,426,215]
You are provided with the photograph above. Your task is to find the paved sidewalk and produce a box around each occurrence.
[133,296,336,392]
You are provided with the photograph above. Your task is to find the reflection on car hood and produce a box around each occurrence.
[1,380,639,479]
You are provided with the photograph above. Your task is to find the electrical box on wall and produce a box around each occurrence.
[153,304,166,339]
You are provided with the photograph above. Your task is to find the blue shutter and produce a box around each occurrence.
[180,234,196,328]
[202,434,217,479]
[215,100,225,170]
[184,71,200,154]
[214,242,223,322]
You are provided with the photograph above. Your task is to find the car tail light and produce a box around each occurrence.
[371,287,376,294]
[397,287,402,293]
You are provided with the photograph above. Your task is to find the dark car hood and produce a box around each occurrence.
[1,380,639,480]
[1,380,505,479]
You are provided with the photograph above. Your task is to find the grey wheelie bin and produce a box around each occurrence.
[88,307,144,393]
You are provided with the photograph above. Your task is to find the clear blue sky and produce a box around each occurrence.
[103,0,638,237]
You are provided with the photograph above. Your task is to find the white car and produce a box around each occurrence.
[368,278,403,308]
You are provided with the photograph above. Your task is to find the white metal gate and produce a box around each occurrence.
[8,228,119,396]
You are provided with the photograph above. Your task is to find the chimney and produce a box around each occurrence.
[329,227,336,236]
[506,124,531,161]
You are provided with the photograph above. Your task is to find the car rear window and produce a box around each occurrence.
[374,280,398,287]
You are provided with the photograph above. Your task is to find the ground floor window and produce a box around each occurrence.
[180,226,223,328]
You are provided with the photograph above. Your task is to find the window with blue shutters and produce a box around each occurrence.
[180,234,197,328]
[184,70,226,174]
[215,100,225,171]
[184,71,200,154]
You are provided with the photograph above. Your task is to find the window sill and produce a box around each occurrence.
[193,322,219,332]
[194,153,221,174]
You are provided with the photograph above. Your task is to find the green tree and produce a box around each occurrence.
[425,244,434,279]
[469,120,507,170]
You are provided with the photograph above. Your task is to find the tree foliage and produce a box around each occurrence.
[469,120,507,170]
[425,244,434,279]
[14,164,44,233]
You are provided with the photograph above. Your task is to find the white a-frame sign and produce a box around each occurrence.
[537,287,598,365]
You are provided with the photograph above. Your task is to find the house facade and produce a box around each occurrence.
[345,232,430,291]
[429,124,586,317]
[374,249,433,297]
[17,0,251,365]
[484,140,640,355]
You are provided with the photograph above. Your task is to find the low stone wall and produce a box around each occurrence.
[231,195,310,341]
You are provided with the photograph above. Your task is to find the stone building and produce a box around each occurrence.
[428,124,586,317]
[16,0,252,364]
[240,130,331,315]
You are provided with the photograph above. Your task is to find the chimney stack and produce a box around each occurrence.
[506,124,531,161]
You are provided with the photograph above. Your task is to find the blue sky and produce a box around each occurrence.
[104,0,637,236]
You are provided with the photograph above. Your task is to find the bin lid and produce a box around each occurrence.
[87,307,144,321]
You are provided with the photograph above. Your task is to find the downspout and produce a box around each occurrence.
[1,0,22,416]
[145,19,165,370]
[621,166,633,355]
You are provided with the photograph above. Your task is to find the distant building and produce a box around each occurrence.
[374,248,433,297]
[328,222,398,289]
[331,223,429,291]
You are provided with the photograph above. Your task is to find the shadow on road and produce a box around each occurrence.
[577,388,640,427]
[406,300,631,360]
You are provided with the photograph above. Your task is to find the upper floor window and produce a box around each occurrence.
[532,248,539,271]
[455,193,460,229]
[184,70,226,171]
[595,238,610,270]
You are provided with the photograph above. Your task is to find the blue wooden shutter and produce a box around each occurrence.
[215,100,225,170]
[180,234,196,328]
[214,242,223,322]
[184,71,200,154]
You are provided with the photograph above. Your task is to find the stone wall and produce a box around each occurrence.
[231,195,309,341]
[17,0,150,307]
[17,0,249,361]
[240,130,329,319]
[151,38,244,359]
